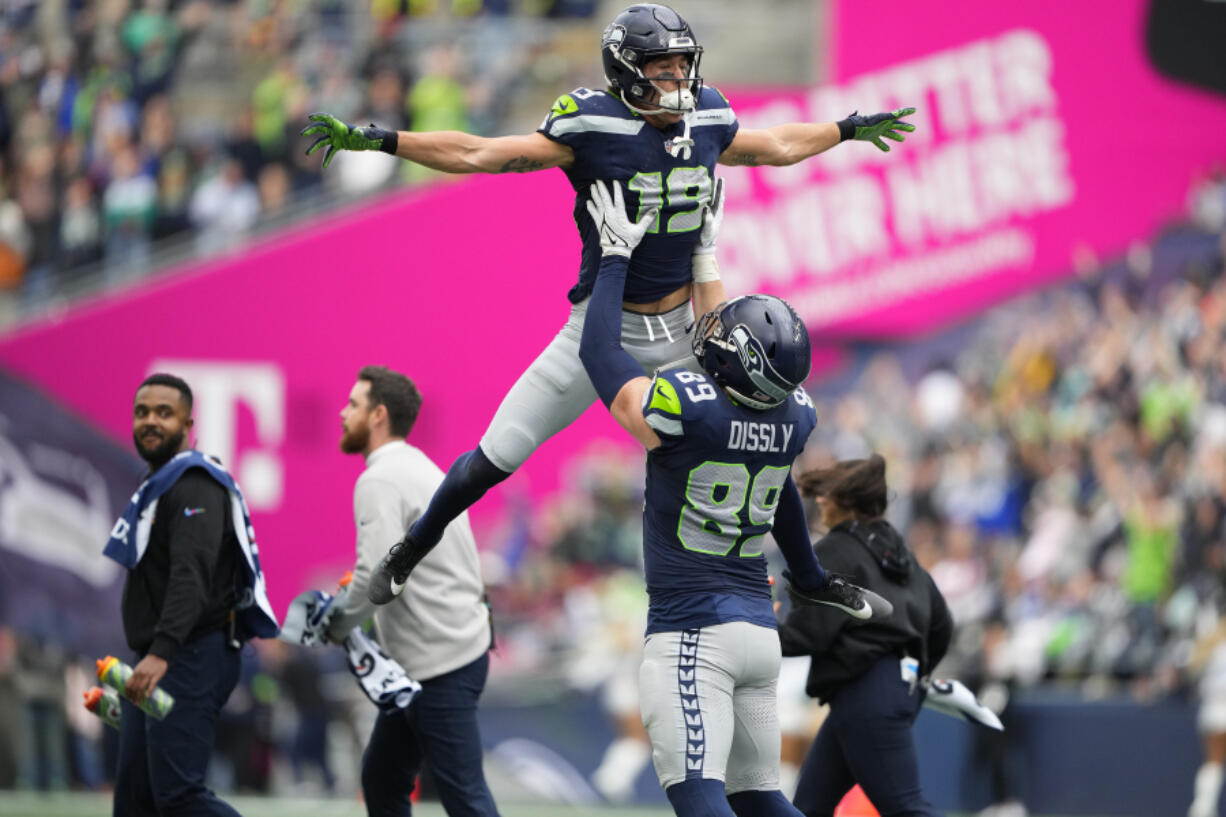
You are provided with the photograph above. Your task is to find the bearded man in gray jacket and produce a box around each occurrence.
[329,365,500,817]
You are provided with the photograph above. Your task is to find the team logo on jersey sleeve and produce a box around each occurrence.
[550,94,579,118]
[644,377,685,438]
[648,378,683,416]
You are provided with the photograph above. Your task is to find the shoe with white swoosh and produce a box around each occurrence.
[369,534,431,605]
[784,572,894,621]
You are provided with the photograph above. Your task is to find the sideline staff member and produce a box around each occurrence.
[779,454,953,817]
[328,366,499,817]
[106,373,278,816]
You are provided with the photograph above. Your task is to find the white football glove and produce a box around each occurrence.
[694,177,724,256]
[586,180,656,258]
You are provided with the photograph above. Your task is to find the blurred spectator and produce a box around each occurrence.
[278,646,336,794]
[251,57,304,164]
[1119,471,1180,608]
[1190,167,1226,234]
[1180,491,1226,589]
[63,658,105,790]
[13,633,68,791]
[367,66,408,132]
[930,522,994,627]
[574,569,650,803]
[121,0,183,105]
[0,627,19,787]
[188,155,260,254]
[0,193,27,322]
[102,141,156,278]
[401,44,469,187]
[59,176,103,271]
[966,616,1029,817]
[226,108,265,185]
[257,162,292,221]
[13,140,55,293]
[214,641,279,794]
[152,149,193,240]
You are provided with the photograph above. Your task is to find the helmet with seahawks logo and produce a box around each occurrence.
[601,4,703,114]
[693,295,812,410]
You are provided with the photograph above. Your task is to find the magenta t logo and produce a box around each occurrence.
[148,360,286,511]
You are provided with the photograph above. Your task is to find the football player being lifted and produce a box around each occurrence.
[301,4,915,605]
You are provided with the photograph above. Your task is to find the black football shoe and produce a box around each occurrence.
[785,572,894,621]
[368,533,431,605]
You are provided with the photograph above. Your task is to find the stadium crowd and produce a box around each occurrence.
[797,172,1226,703]
[0,0,598,323]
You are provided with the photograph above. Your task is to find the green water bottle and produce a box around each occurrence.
[96,655,176,719]
[82,686,122,730]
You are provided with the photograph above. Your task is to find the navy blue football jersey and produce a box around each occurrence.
[639,368,818,635]
[537,86,739,305]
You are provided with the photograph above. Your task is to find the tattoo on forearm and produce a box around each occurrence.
[499,156,546,173]
[727,152,760,166]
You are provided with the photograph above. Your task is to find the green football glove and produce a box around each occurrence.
[838,107,917,152]
[301,113,397,169]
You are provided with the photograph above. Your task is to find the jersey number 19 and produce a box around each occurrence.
[628,168,712,234]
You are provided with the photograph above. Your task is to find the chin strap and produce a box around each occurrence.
[618,91,696,159]
[667,112,694,160]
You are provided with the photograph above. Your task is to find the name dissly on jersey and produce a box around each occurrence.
[726,421,795,453]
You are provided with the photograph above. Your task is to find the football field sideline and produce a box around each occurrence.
[0,794,672,817]
[0,792,1085,817]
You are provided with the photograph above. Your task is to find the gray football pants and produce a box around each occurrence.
[640,621,785,793]
[478,297,697,472]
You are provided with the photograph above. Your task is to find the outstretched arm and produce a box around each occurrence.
[393,130,572,173]
[302,114,573,173]
[719,107,917,167]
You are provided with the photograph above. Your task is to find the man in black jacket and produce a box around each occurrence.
[778,454,953,817]
[113,373,247,817]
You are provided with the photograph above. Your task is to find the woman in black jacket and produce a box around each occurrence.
[779,454,953,817]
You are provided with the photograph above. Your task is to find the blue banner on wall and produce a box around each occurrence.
[0,367,144,656]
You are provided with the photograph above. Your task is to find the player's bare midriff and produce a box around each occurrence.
[623,283,691,315]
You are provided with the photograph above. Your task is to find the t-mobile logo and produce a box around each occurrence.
[148,359,285,510]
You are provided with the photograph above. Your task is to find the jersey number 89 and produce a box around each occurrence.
[678,462,791,558]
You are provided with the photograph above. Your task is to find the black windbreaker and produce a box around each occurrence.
[121,468,239,660]
[778,519,953,703]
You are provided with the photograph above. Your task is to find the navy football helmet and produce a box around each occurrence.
[601,4,703,114]
[693,295,813,410]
